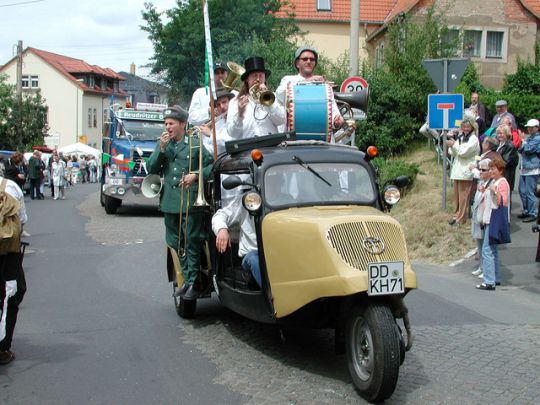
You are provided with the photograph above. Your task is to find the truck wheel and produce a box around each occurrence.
[104,195,121,215]
[346,303,401,403]
[173,283,197,319]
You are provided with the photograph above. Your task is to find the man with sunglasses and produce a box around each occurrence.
[276,46,344,130]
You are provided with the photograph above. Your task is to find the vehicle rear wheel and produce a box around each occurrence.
[173,283,197,319]
[104,195,121,214]
[346,303,401,403]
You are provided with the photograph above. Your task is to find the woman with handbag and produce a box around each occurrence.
[476,156,511,290]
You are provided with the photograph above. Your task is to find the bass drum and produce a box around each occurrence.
[286,82,333,142]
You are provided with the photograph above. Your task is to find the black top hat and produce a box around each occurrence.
[213,88,235,101]
[240,56,271,81]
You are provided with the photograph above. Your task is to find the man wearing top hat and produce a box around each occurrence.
[275,46,344,131]
[226,56,286,139]
[490,100,517,130]
[189,61,233,125]
[147,106,214,300]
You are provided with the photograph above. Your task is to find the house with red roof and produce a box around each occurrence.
[0,47,127,149]
[277,0,540,89]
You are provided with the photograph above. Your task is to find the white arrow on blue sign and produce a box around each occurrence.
[427,94,464,130]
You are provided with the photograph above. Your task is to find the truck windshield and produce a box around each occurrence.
[264,162,376,207]
[120,120,164,141]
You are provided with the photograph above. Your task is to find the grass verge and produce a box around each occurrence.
[388,143,475,264]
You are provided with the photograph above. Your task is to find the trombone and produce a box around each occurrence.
[177,126,209,257]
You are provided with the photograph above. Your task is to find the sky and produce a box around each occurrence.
[0,0,178,77]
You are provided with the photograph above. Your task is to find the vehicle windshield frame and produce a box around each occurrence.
[262,161,377,210]
[118,119,164,141]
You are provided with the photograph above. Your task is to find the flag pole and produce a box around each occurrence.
[202,0,218,160]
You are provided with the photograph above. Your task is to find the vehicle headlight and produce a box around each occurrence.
[110,188,117,195]
[243,191,262,212]
[117,187,126,195]
[383,185,401,205]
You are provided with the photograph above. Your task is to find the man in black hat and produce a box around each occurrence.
[147,105,214,300]
[189,61,231,125]
[200,88,234,156]
[275,46,344,135]
[226,56,286,139]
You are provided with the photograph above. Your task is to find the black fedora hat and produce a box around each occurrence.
[240,56,271,81]
[213,88,235,101]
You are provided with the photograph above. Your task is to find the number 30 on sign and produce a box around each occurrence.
[340,76,369,93]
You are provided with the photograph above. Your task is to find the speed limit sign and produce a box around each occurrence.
[340,76,369,93]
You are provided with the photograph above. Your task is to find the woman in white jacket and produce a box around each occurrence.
[51,155,66,200]
[447,118,480,225]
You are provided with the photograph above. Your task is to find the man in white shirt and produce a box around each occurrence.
[226,56,286,139]
[200,88,235,156]
[212,193,260,286]
[275,46,344,130]
[0,176,27,365]
[188,61,229,125]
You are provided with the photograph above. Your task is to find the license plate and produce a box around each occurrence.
[108,178,123,185]
[367,261,404,296]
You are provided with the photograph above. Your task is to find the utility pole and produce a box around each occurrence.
[16,40,23,149]
[349,0,360,75]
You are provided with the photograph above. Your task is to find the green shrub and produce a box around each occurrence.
[503,59,540,95]
[481,93,540,128]
[372,156,420,189]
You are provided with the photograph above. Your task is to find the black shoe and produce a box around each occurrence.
[495,282,501,286]
[174,282,189,297]
[0,350,15,365]
[448,218,456,225]
[182,284,199,300]
[523,215,537,223]
[476,283,496,291]
[517,212,529,219]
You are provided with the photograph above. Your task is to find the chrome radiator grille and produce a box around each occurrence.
[326,221,408,270]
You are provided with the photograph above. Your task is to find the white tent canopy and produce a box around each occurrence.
[57,142,101,158]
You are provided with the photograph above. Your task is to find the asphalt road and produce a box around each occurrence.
[1,184,539,404]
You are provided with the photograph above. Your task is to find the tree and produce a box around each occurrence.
[0,74,48,151]
[355,6,459,155]
[141,0,299,103]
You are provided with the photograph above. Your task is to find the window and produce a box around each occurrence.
[88,108,92,127]
[21,75,39,88]
[463,30,481,57]
[441,29,460,54]
[88,76,95,88]
[486,31,504,58]
[317,0,331,11]
[375,43,385,68]
[93,108,97,128]
[103,108,109,124]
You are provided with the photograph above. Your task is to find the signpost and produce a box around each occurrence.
[423,58,469,210]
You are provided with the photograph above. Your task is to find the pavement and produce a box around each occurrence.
[413,192,540,325]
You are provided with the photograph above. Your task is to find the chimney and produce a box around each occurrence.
[130,62,136,75]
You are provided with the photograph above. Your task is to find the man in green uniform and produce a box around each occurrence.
[147,106,213,300]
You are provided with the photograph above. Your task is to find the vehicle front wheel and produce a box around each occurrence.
[346,303,401,403]
[173,283,197,319]
[104,195,121,214]
[100,186,105,207]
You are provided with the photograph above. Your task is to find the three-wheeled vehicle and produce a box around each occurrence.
[165,133,416,402]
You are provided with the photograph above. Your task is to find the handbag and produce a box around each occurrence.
[489,205,511,244]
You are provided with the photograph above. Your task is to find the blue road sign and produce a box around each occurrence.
[428,94,464,130]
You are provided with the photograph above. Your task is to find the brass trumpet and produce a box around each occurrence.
[249,81,275,106]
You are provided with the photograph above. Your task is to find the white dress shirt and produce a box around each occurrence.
[226,95,286,139]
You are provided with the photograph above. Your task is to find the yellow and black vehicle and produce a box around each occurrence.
[167,134,416,403]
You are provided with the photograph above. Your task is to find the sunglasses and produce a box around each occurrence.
[300,57,316,62]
